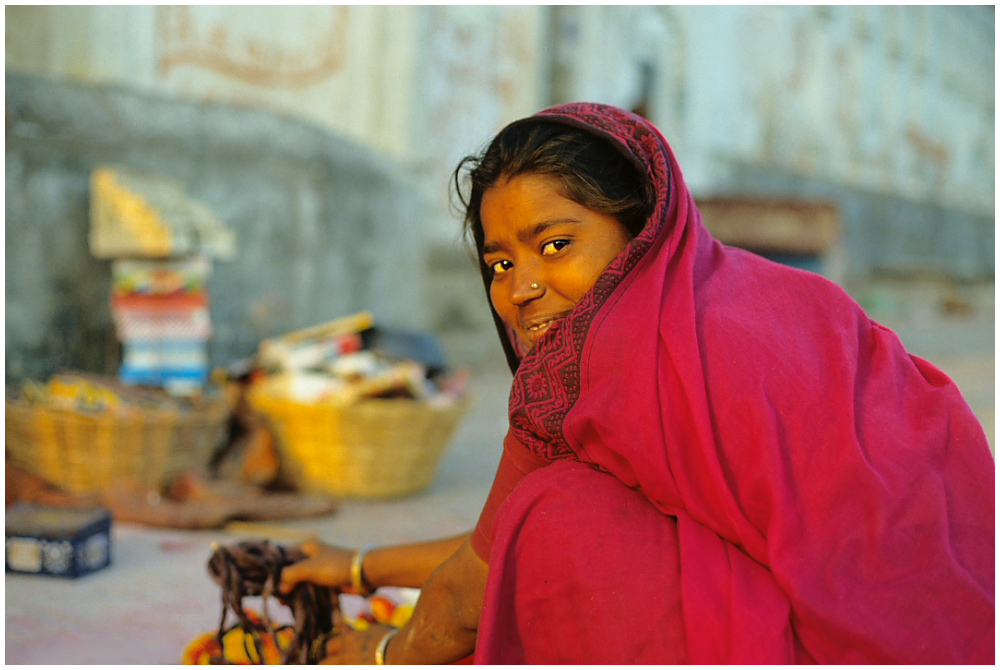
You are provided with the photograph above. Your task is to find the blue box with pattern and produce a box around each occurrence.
[5,505,112,578]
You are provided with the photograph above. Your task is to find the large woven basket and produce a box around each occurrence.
[5,395,229,495]
[248,385,468,498]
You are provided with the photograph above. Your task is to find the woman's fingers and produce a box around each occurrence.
[299,538,326,557]
[277,558,313,593]
[278,549,351,593]
[280,555,337,592]
[278,545,351,593]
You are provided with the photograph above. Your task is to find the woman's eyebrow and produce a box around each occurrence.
[518,219,579,243]
[482,219,581,257]
[482,240,502,256]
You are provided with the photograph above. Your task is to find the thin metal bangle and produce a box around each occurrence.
[350,544,374,596]
[375,628,398,665]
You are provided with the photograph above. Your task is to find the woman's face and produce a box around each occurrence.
[480,173,631,351]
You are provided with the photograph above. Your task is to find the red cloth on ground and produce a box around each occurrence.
[472,103,994,664]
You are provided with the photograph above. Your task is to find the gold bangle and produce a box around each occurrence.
[350,544,374,595]
[375,628,398,665]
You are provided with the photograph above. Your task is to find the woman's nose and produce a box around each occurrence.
[508,268,544,305]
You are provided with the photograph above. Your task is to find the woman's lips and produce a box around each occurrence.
[520,315,564,345]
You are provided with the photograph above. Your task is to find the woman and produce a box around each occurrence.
[280,102,994,664]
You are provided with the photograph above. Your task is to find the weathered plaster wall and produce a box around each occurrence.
[6,5,992,276]
[6,6,423,159]
[550,5,994,278]
[4,5,547,239]
[551,6,993,213]
[4,6,994,380]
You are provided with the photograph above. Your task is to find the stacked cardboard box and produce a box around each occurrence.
[111,258,212,396]
[89,165,234,395]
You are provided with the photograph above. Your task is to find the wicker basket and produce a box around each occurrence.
[248,384,468,498]
[5,395,229,495]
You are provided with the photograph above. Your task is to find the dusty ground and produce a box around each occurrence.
[4,278,993,664]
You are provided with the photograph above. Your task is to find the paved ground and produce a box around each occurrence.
[5,278,993,664]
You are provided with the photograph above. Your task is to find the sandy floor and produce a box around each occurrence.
[5,278,993,664]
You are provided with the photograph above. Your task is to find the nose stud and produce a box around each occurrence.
[530,283,540,290]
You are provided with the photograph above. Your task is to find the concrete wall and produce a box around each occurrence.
[11,6,990,237]
[550,6,993,213]
[549,5,994,279]
[4,5,547,239]
[4,6,994,381]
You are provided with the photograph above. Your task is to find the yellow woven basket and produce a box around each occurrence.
[248,384,468,498]
[5,395,229,495]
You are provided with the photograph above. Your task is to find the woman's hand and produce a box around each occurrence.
[279,534,470,595]
[277,537,484,664]
[278,539,357,594]
[319,624,395,665]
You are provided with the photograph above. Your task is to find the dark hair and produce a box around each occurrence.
[452,122,652,264]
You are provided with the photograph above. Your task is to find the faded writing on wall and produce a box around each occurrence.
[156,6,347,88]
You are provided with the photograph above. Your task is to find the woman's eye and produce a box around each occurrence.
[541,240,570,255]
[490,259,512,275]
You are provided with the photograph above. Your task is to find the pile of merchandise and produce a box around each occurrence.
[251,312,466,406]
[111,257,212,396]
[89,165,234,396]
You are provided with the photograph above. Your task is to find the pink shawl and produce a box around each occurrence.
[494,102,994,663]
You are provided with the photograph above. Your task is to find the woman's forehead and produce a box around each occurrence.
[481,175,574,233]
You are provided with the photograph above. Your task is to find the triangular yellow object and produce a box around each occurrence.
[89,166,235,260]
